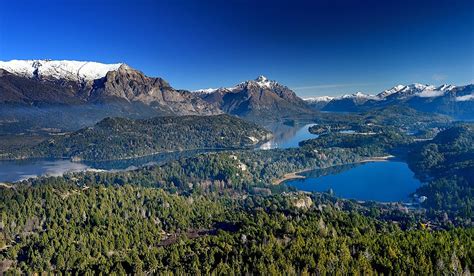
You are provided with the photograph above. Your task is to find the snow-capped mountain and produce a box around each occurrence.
[0,60,221,131]
[303,96,335,102]
[303,96,337,110]
[377,84,407,98]
[376,83,458,99]
[306,84,463,103]
[306,92,378,103]
[377,83,433,98]
[340,92,379,101]
[0,60,123,82]
[304,83,474,119]
[194,76,289,94]
[193,88,222,94]
[304,92,378,110]
[195,76,313,120]
[235,75,281,90]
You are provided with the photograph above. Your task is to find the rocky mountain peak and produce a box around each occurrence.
[0,59,221,116]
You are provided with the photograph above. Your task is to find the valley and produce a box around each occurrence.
[0,60,473,274]
[3,1,474,273]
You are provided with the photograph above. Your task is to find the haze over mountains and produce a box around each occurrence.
[0,60,317,132]
[1,59,473,134]
[0,60,223,132]
[0,60,219,115]
[305,83,474,119]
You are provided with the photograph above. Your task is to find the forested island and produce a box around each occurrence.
[2,2,473,273]
[1,110,473,274]
[1,114,272,161]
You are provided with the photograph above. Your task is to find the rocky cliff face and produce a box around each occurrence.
[0,60,221,116]
[0,68,86,104]
[88,64,221,115]
[196,76,313,120]
[0,60,221,132]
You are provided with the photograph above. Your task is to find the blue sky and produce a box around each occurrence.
[1,0,473,97]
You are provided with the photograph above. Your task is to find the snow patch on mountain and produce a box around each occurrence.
[305,83,463,102]
[0,60,123,82]
[253,75,272,88]
[437,84,457,91]
[340,92,379,100]
[304,96,335,102]
[237,75,280,90]
[193,88,221,94]
[378,84,407,98]
[194,75,285,94]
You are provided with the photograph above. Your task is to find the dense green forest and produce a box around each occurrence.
[408,124,474,220]
[1,182,473,274]
[2,114,271,161]
[301,129,412,157]
[17,145,364,195]
[310,106,451,137]
[0,108,472,274]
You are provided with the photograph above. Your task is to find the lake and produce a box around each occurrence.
[0,123,319,182]
[286,161,422,202]
[0,149,212,183]
[259,123,318,149]
[0,159,90,183]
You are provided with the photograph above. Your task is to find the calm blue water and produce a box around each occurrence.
[0,149,212,182]
[286,161,421,202]
[0,123,321,182]
[339,130,356,134]
[0,159,90,182]
[259,123,318,149]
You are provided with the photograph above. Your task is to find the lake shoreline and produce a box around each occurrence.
[0,143,272,162]
[272,155,396,185]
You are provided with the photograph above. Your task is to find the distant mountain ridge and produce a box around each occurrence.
[194,75,314,120]
[2,59,472,130]
[305,83,474,119]
[0,59,220,115]
[0,59,223,131]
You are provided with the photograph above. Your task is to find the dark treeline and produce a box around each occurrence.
[408,123,474,220]
[3,114,271,161]
[1,108,472,274]
[311,106,451,137]
[1,183,473,274]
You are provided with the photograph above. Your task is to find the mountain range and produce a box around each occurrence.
[0,60,219,115]
[1,59,473,134]
[0,60,315,132]
[305,83,474,119]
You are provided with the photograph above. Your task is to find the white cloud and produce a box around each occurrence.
[417,90,445,98]
[455,94,474,102]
